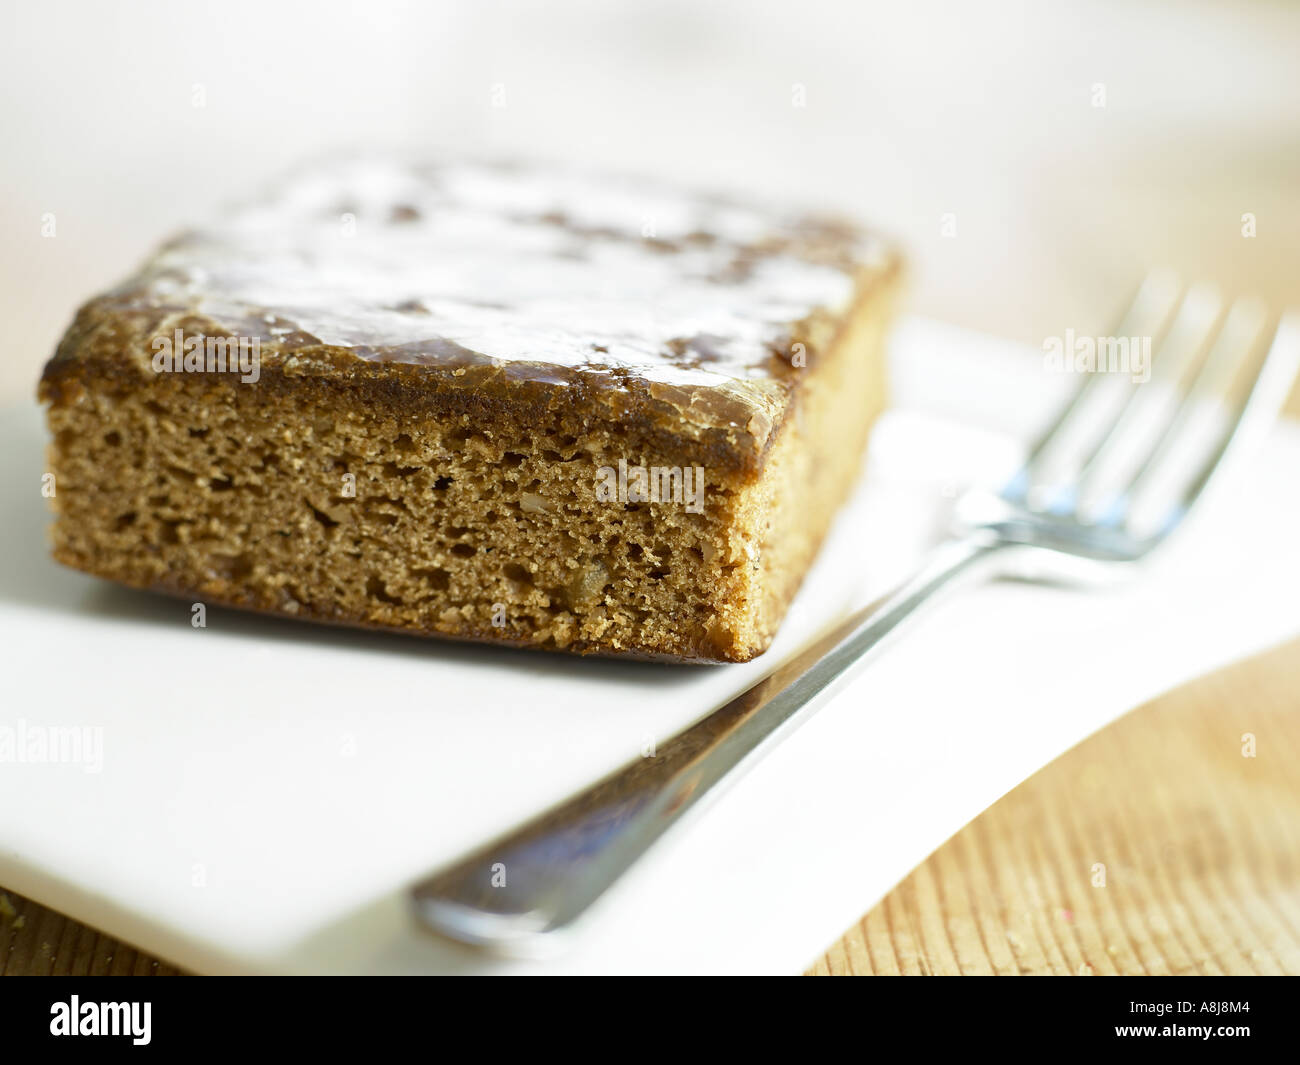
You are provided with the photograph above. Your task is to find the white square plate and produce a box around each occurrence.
[2,317,1297,973]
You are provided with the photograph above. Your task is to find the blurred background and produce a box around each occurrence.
[3,0,1297,403]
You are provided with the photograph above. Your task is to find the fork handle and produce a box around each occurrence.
[411,533,1011,953]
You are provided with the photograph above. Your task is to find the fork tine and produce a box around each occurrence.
[1095,298,1268,526]
[1003,271,1181,503]
[1059,283,1223,515]
[1140,312,1300,544]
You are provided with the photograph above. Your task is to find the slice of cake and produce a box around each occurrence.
[38,158,901,662]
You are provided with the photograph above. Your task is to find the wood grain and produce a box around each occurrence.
[809,636,1300,975]
[0,890,182,976]
[3,637,1298,976]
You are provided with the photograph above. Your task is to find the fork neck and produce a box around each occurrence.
[807,533,1015,686]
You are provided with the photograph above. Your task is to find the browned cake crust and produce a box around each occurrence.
[38,158,901,662]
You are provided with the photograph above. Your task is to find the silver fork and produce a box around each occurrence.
[411,275,1299,954]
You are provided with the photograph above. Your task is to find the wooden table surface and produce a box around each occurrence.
[3,635,1297,977]
[809,636,1300,976]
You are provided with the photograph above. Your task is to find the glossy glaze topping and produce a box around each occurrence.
[47,158,895,458]
[124,157,886,377]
